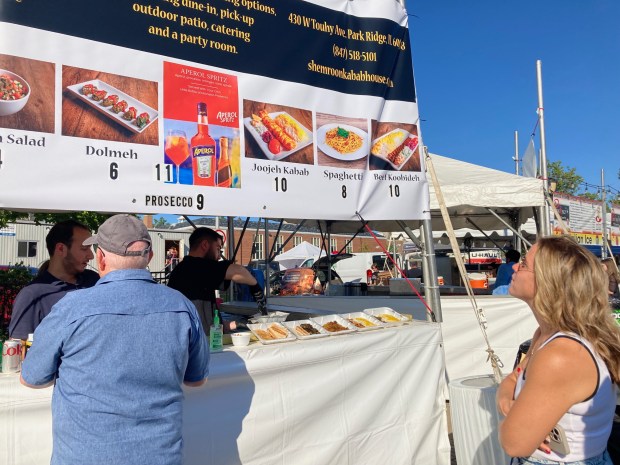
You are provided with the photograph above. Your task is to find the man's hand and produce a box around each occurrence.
[250,283,267,315]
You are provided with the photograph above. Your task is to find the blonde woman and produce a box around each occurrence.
[497,236,620,465]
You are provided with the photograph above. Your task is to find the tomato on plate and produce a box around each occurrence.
[268,138,281,154]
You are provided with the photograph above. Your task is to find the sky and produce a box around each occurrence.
[404,0,619,192]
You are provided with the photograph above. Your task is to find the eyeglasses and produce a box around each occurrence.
[517,258,534,272]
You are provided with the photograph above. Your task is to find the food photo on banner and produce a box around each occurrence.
[0,53,55,134]
[243,99,314,165]
[315,112,369,170]
[62,65,159,145]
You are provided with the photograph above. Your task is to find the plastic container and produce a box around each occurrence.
[231,332,251,347]
[209,310,223,352]
[468,273,488,289]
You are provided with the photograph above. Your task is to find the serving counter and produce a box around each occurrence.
[1,322,450,465]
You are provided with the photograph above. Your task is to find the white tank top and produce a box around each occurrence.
[514,332,617,462]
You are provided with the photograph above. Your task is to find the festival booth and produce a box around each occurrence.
[0,1,454,464]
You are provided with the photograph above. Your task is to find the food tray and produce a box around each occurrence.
[363,307,408,327]
[310,314,356,335]
[66,79,158,134]
[243,111,312,161]
[370,128,418,170]
[342,312,385,331]
[316,123,369,161]
[247,322,297,344]
[249,311,288,324]
[284,319,330,339]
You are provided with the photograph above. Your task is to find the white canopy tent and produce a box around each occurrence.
[288,153,545,234]
[273,241,323,269]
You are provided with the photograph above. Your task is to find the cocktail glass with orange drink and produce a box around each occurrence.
[165,129,189,183]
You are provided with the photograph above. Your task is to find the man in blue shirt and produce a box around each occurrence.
[9,219,100,339]
[21,215,210,465]
[492,249,521,295]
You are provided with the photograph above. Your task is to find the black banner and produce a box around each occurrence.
[1,0,416,102]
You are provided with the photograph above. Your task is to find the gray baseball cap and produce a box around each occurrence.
[83,214,152,256]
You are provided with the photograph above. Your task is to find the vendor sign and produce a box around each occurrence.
[0,0,428,221]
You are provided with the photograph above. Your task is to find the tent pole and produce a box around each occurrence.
[465,218,508,252]
[420,220,442,323]
[397,220,441,323]
[485,209,533,248]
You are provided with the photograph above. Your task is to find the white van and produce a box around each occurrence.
[300,252,387,284]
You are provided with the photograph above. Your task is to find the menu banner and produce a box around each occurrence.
[551,193,604,246]
[0,0,428,221]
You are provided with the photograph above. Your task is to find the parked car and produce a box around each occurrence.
[299,252,388,284]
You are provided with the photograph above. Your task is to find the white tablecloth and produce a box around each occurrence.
[1,322,450,465]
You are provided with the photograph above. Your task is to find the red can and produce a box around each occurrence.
[2,339,22,373]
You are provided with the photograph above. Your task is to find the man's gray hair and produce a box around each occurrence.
[103,241,150,270]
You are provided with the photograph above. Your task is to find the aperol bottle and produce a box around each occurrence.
[191,102,216,186]
[217,137,232,188]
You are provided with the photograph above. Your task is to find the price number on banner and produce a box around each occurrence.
[274,177,288,192]
[154,163,174,183]
[389,184,400,197]
[110,163,119,180]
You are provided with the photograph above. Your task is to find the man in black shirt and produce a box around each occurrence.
[167,227,266,335]
[9,220,100,340]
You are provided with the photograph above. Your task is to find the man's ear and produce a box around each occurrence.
[147,249,154,265]
[54,242,67,256]
[96,248,106,271]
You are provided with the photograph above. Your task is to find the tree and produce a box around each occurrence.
[153,217,171,229]
[0,210,110,231]
[547,160,583,196]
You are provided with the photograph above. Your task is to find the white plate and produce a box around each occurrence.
[370,128,418,170]
[284,320,330,339]
[247,322,297,344]
[342,312,385,331]
[310,314,357,335]
[363,307,408,327]
[316,123,369,161]
[243,111,312,161]
[66,79,158,134]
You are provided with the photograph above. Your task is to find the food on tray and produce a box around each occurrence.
[101,94,119,107]
[376,313,401,323]
[371,130,406,156]
[322,321,348,332]
[255,323,288,341]
[80,83,96,96]
[91,90,107,101]
[135,112,150,129]
[347,319,365,329]
[349,317,376,328]
[325,126,363,154]
[123,106,137,121]
[268,323,288,339]
[111,100,128,114]
[0,74,27,101]
[268,138,281,154]
[258,110,297,150]
[274,113,307,142]
[371,130,419,167]
[387,135,418,166]
[295,323,320,336]
[254,329,274,340]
